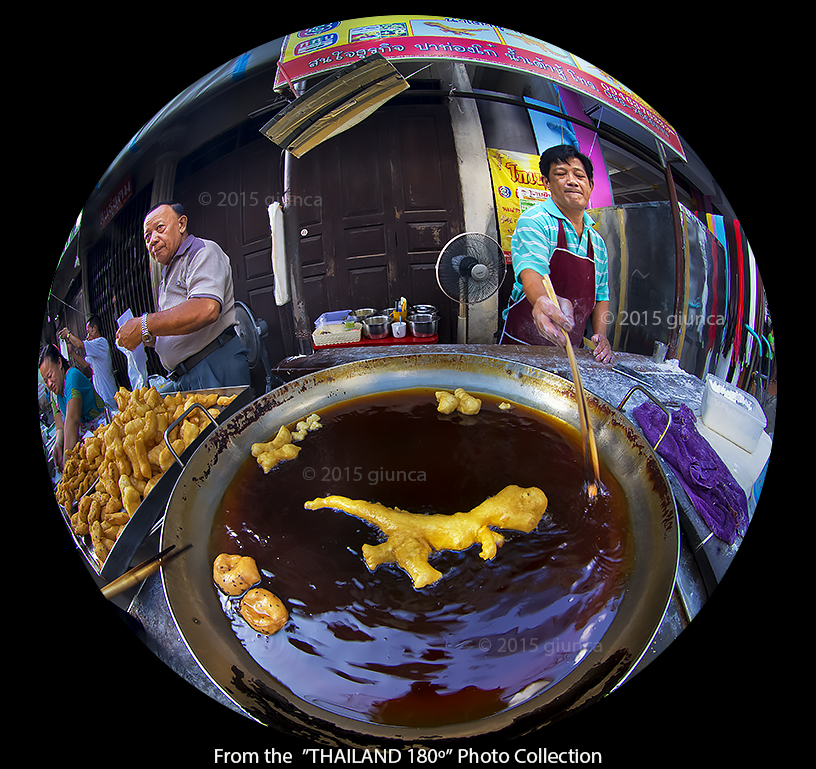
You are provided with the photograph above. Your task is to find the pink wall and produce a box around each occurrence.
[558,87,614,209]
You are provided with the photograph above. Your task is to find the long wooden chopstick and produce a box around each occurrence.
[100,545,175,600]
[541,276,601,499]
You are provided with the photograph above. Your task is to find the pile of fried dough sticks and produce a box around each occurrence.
[56,386,236,564]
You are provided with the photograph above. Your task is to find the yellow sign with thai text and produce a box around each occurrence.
[487,148,550,263]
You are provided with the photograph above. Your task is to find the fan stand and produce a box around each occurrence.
[458,277,468,344]
[235,301,274,395]
[436,234,505,344]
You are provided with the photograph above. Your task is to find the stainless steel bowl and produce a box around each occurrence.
[412,304,438,315]
[362,314,392,339]
[407,313,439,337]
[348,308,377,323]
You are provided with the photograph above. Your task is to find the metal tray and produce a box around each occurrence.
[59,386,250,580]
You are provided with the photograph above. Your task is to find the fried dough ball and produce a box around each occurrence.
[435,388,482,415]
[454,388,481,415]
[213,554,261,595]
[159,439,186,472]
[104,510,130,526]
[87,497,102,526]
[239,588,289,635]
[435,391,459,414]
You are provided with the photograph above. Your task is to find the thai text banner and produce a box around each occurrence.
[276,17,685,160]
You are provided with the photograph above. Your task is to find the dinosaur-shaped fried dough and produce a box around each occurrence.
[304,485,548,589]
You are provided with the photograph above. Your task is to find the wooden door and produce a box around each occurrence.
[176,138,291,383]
[295,103,465,342]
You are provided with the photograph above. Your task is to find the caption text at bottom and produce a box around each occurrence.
[214,747,604,764]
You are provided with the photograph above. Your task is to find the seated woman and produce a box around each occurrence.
[39,344,108,471]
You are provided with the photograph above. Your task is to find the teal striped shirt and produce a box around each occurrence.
[506,197,609,318]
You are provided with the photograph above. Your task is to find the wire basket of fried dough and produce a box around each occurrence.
[55,384,247,577]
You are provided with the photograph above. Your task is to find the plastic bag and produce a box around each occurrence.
[116,309,149,390]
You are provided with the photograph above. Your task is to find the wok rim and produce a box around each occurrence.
[159,352,679,745]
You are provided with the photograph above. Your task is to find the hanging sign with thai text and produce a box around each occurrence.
[99,175,134,231]
[275,17,685,160]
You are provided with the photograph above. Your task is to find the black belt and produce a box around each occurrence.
[168,327,237,381]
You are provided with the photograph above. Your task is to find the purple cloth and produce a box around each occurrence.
[633,402,748,545]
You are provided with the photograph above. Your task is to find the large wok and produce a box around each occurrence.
[160,352,678,745]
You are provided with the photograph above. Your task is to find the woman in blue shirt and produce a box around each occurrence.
[39,344,106,471]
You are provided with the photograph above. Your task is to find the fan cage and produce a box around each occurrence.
[435,232,505,305]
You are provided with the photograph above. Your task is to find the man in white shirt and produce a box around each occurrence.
[59,315,118,408]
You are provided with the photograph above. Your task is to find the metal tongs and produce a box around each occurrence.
[541,275,601,500]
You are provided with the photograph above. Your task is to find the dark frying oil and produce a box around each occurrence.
[210,388,632,727]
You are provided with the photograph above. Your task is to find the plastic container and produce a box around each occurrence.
[700,374,767,453]
[314,310,351,328]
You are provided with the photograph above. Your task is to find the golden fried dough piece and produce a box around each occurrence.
[434,388,482,415]
[251,425,301,473]
[70,510,89,537]
[90,520,115,563]
[213,553,262,595]
[104,510,130,527]
[435,391,459,414]
[305,484,548,589]
[454,388,481,415]
[239,588,289,635]
[292,413,322,442]
[118,475,141,517]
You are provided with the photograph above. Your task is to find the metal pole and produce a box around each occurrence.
[441,88,667,175]
[283,149,313,356]
[657,141,685,359]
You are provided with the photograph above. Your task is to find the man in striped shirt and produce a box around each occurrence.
[501,144,615,364]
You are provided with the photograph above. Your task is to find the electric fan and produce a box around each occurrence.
[234,301,274,394]
[435,232,506,342]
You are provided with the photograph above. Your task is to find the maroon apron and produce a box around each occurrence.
[500,218,596,347]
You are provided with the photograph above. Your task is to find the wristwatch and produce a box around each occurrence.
[140,313,154,345]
